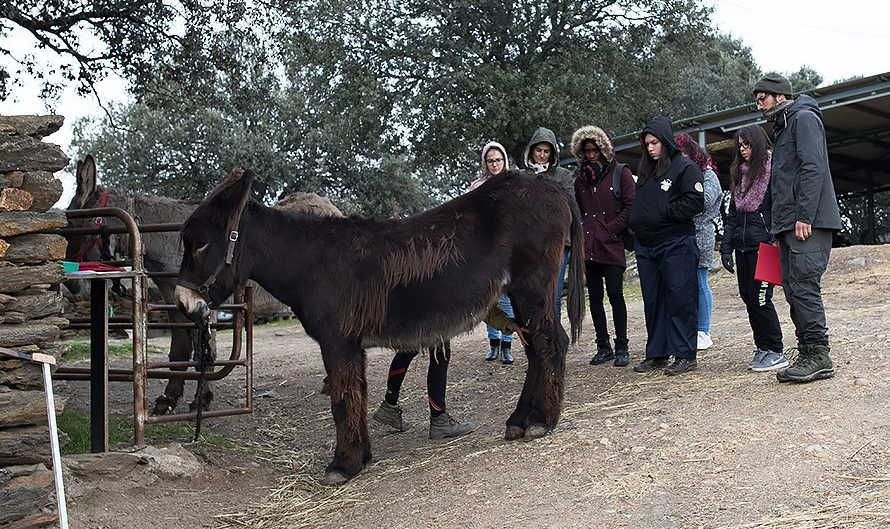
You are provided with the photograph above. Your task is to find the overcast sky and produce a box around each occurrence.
[1,1,889,206]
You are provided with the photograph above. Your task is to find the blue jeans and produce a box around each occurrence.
[487,294,515,342]
[697,267,712,333]
[554,246,570,319]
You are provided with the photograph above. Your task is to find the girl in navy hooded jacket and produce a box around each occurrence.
[628,116,705,376]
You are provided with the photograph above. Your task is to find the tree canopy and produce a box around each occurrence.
[45,0,819,215]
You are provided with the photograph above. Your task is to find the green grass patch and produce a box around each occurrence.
[62,340,167,362]
[56,410,237,454]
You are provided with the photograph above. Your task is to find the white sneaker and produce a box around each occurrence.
[697,331,713,350]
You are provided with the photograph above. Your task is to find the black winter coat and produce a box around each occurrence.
[722,192,773,255]
[770,95,842,234]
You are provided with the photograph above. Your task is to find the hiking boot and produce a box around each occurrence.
[776,344,835,383]
[589,344,615,365]
[633,357,669,373]
[501,343,514,364]
[372,400,406,431]
[485,339,499,361]
[613,349,630,367]
[664,358,697,376]
[429,412,474,440]
[748,349,767,370]
[697,331,713,350]
[751,350,789,372]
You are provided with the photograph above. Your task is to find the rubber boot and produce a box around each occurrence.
[485,338,500,361]
[500,341,514,364]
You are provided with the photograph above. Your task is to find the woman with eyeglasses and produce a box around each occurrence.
[673,134,723,351]
[470,141,518,364]
[571,126,635,367]
[720,124,786,372]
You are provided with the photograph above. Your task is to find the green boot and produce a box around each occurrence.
[776,344,835,383]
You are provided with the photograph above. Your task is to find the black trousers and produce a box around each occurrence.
[636,234,699,360]
[584,261,627,348]
[734,249,783,353]
[384,343,450,416]
[779,229,832,346]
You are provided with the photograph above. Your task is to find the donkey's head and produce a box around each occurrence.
[174,168,254,320]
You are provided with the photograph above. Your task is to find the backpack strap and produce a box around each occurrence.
[611,162,626,200]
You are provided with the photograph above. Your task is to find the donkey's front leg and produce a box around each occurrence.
[505,317,568,441]
[322,341,371,485]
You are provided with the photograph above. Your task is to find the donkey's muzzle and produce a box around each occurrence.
[174,285,211,323]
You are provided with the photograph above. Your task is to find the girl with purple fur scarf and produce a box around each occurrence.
[720,125,786,372]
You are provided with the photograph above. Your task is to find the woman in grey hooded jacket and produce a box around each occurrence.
[522,126,576,317]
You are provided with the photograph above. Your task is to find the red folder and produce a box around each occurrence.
[754,242,782,285]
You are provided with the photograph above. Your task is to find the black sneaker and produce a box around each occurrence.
[589,345,614,365]
[664,358,697,376]
[633,357,669,373]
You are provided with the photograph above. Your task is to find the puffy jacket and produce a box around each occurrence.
[722,190,773,255]
[770,95,842,234]
[574,160,634,267]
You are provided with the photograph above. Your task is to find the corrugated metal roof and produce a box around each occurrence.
[609,72,890,197]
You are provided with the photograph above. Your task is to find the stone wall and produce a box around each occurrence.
[0,115,70,529]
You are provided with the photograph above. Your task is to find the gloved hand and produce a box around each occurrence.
[721,253,734,273]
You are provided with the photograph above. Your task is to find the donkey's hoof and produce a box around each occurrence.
[151,395,177,416]
[321,470,351,486]
[504,425,525,441]
[188,390,214,412]
[523,423,550,440]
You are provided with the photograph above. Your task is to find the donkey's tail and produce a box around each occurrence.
[566,195,585,343]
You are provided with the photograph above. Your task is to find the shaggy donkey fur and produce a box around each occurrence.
[174,168,584,485]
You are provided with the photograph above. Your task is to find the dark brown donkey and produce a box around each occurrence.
[174,168,584,485]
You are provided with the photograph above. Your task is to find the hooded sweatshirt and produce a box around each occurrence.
[628,116,704,246]
[522,126,577,245]
[469,141,510,191]
[769,94,842,234]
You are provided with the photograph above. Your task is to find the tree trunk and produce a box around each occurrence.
[0,211,67,238]
[0,262,63,293]
[1,234,66,263]
[0,425,66,466]
[3,292,63,320]
[0,391,64,428]
[0,323,60,348]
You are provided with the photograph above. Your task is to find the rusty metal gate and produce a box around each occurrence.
[51,207,253,451]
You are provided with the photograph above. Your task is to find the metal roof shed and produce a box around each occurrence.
[610,72,890,243]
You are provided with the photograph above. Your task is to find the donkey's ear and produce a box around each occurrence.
[207,167,254,209]
[72,155,97,209]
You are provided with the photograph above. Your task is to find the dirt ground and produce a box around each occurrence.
[56,244,890,529]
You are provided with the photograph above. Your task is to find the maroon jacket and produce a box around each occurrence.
[574,160,635,267]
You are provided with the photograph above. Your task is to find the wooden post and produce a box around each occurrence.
[89,278,109,452]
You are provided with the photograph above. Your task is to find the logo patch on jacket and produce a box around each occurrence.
[694,182,704,192]
[660,179,672,191]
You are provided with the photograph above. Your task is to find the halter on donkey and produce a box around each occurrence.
[174,167,585,485]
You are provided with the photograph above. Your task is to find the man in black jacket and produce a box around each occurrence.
[753,73,843,383]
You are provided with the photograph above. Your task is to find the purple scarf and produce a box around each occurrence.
[734,157,771,212]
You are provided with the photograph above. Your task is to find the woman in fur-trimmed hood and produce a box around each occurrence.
[571,125,635,368]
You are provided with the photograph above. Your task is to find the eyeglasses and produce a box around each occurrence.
[485,158,504,165]
[754,94,772,104]
[738,141,751,151]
